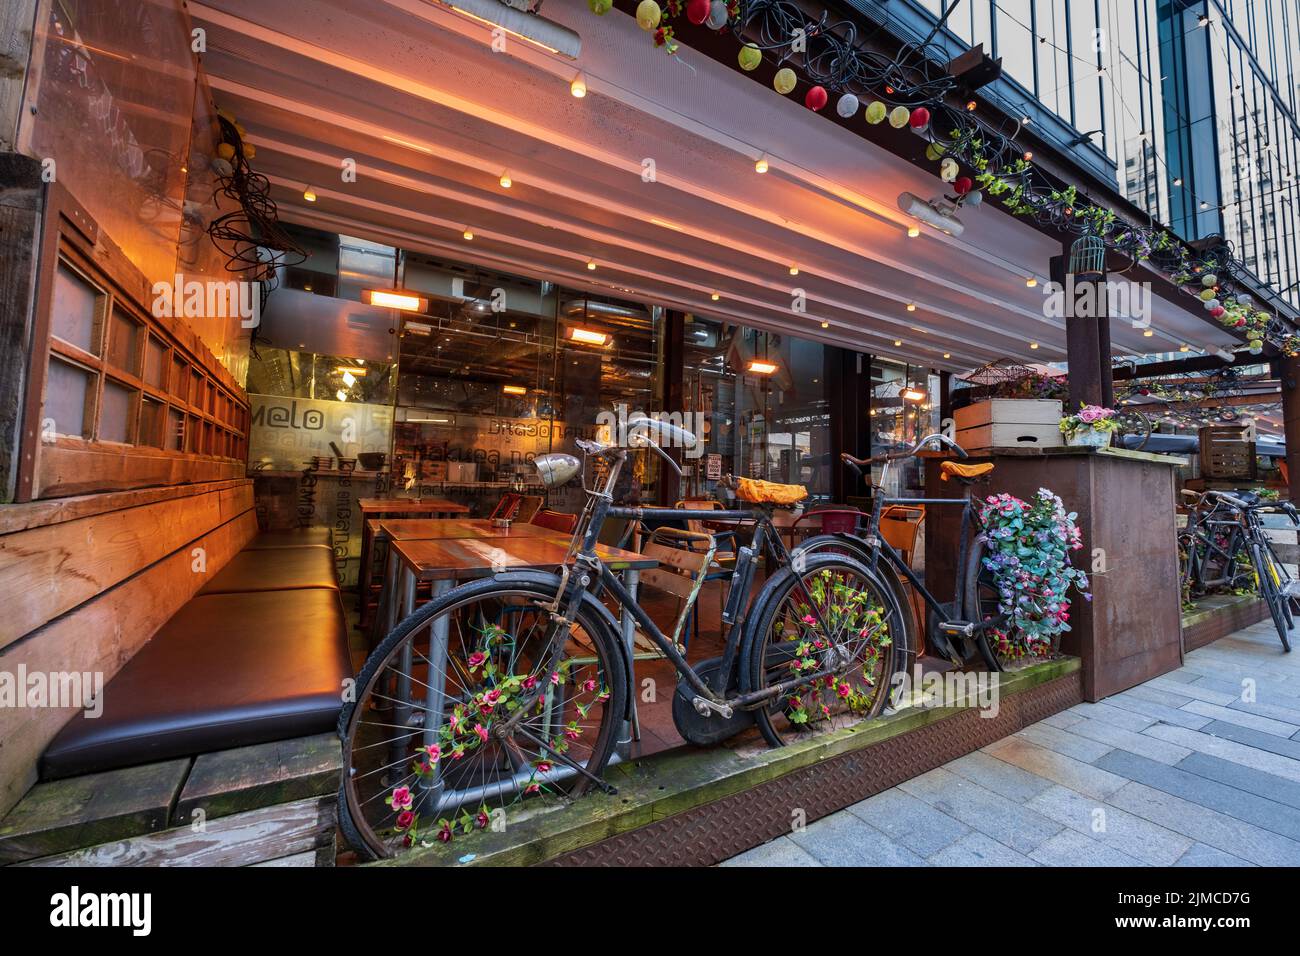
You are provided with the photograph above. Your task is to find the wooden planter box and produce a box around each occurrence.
[954,399,1063,454]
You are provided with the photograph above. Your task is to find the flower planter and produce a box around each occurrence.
[1065,426,1112,448]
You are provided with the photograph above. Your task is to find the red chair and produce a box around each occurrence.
[490,493,521,520]
[530,509,578,533]
[788,507,863,547]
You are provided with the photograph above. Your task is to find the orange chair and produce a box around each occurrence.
[489,492,521,520]
[879,504,926,654]
[531,509,578,533]
[513,495,544,523]
[788,506,862,548]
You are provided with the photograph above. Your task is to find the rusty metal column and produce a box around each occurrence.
[1280,355,1300,503]
[1051,253,1104,411]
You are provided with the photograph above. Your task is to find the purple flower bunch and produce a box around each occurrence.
[977,488,1090,656]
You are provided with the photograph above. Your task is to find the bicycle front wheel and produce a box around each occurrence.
[740,555,907,747]
[1252,541,1293,652]
[338,578,629,859]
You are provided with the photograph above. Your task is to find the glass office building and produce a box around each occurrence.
[901,0,1299,311]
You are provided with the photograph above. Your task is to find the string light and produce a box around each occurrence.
[755,156,769,173]
[463,228,474,240]
[499,173,512,188]
[302,186,317,202]
[570,74,587,98]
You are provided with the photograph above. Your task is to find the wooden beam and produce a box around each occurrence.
[0,0,37,152]
[0,481,255,647]
[1279,356,1300,502]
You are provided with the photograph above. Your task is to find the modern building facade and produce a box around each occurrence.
[895,0,1298,312]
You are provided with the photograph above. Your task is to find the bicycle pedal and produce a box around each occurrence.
[938,621,975,638]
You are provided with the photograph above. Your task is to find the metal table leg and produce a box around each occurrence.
[620,568,641,754]
[419,578,454,805]
[358,520,374,628]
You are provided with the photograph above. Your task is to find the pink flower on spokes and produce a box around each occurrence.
[395,809,415,831]
[390,786,413,811]
[802,614,817,625]
[582,678,597,693]
[467,651,486,668]
[423,744,441,762]
[474,723,489,744]
[525,782,541,795]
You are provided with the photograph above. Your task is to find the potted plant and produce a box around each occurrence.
[1059,404,1119,448]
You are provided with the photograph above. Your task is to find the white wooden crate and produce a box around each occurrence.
[956,422,1062,453]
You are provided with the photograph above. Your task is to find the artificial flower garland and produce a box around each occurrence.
[589,0,1299,356]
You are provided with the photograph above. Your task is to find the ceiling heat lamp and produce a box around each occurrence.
[429,0,581,59]
[897,192,965,237]
[365,289,428,312]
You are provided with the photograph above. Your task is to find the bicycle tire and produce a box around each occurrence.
[338,576,630,859]
[961,537,1004,671]
[739,553,908,748]
[1251,540,1293,652]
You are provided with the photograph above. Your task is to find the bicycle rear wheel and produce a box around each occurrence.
[338,578,628,859]
[740,554,907,747]
[962,537,1005,671]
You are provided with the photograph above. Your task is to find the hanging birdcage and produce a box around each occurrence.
[1068,234,1106,281]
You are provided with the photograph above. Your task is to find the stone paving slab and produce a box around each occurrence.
[724,619,1300,867]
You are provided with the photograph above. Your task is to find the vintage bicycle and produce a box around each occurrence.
[797,434,1008,671]
[1180,488,1300,651]
[337,417,909,858]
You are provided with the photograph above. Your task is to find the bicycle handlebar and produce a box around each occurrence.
[841,433,969,472]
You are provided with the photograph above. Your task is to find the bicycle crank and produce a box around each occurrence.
[671,657,755,746]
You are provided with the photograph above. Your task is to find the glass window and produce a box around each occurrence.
[107,310,140,375]
[51,263,101,354]
[44,358,94,438]
[99,380,135,444]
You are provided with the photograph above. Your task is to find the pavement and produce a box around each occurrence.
[722,618,1300,866]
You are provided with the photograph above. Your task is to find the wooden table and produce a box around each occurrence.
[357,498,470,626]
[374,518,556,542]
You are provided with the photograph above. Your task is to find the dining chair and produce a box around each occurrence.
[513,495,544,523]
[879,504,927,655]
[530,508,578,533]
[489,492,522,520]
[788,506,863,549]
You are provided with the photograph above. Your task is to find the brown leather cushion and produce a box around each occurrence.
[199,545,338,594]
[41,589,352,779]
[247,528,333,550]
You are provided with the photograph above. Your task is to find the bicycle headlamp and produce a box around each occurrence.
[532,453,581,488]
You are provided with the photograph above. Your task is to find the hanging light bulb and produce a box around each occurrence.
[570,74,587,98]
[303,185,317,202]
[499,173,512,188]
[754,156,769,174]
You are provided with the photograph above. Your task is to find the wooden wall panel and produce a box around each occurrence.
[0,503,257,816]
[0,480,254,648]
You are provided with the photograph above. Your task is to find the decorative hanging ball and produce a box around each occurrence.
[965,189,984,206]
[773,67,797,95]
[939,157,959,182]
[835,93,859,118]
[1202,297,1220,310]
[953,176,973,195]
[1201,273,1218,287]
[1209,306,1225,318]
[635,0,661,31]
[686,0,710,25]
[1235,293,1251,306]
[242,143,256,160]
[1250,341,1264,354]
[924,142,948,161]
[216,143,235,161]
[888,105,910,128]
[737,43,762,71]
[211,157,233,177]
[588,0,612,13]
[706,0,728,29]
[1199,288,1216,301]
[804,85,828,111]
[1234,317,1247,327]
[864,100,887,124]
[909,107,931,130]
